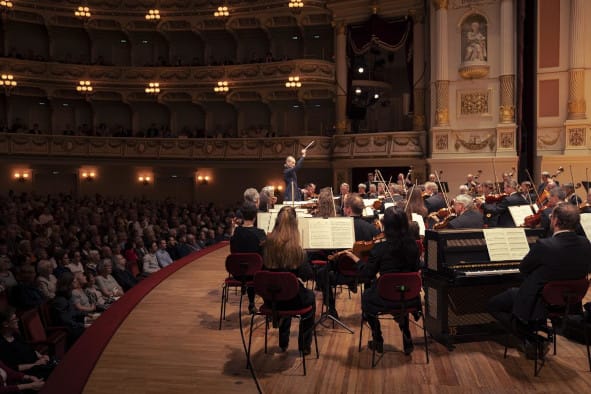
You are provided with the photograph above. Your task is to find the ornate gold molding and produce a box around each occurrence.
[499,74,515,123]
[432,0,449,10]
[458,64,490,79]
[568,69,586,120]
[435,80,450,126]
[413,88,425,131]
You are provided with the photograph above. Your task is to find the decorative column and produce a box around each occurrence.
[432,0,449,128]
[567,0,586,120]
[498,0,515,124]
[411,10,426,131]
[334,21,348,134]
[564,0,587,153]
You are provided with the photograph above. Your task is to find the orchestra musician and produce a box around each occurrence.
[458,185,470,195]
[336,182,350,216]
[483,180,528,227]
[342,206,420,355]
[315,187,337,218]
[539,188,566,237]
[537,171,558,195]
[563,183,582,206]
[262,206,315,355]
[367,183,378,199]
[316,193,380,318]
[488,204,591,358]
[447,194,484,229]
[258,186,276,212]
[464,173,476,192]
[423,182,447,214]
[301,182,317,200]
[283,148,307,202]
[357,183,367,198]
[581,188,591,213]
[428,173,437,182]
[365,172,376,191]
[520,181,536,205]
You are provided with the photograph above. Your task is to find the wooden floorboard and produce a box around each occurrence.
[83,245,591,393]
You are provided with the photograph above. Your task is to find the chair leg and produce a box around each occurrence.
[219,284,227,330]
[585,322,591,372]
[358,315,364,352]
[552,325,557,355]
[422,314,429,364]
[264,317,269,354]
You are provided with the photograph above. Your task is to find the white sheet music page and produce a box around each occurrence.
[298,217,355,249]
[411,213,425,237]
[483,228,530,261]
[508,205,535,227]
[580,213,591,241]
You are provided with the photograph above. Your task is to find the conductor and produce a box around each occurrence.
[284,148,307,202]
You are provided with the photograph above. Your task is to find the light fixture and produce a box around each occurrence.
[285,76,302,88]
[74,6,91,18]
[13,171,30,182]
[0,1,14,11]
[374,93,380,100]
[355,88,362,95]
[145,82,160,94]
[288,0,304,9]
[81,171,96,181]
[76,80,93,93]
[138,175,152,186]
[358,67,364,74]
[214,81,229,93]
[197,175,211,185]
[0,74,17,94]
[145,9,160,21]
[214,6,229,17]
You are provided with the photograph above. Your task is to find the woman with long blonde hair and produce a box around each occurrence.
[263,206,315,354]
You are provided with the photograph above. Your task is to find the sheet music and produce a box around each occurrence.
[508,205,535,227]
[483,228,530,261]
[580,213,591,241]
[411,213,425,237]
[362,199,377,216]
[298,217,355,249]
[257,212,277,233]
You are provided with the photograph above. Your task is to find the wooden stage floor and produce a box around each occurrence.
[83,245,591,393]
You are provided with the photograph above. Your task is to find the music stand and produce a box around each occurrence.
[582,181,591,192]
[436,181,449,193]
[314,268,354,334]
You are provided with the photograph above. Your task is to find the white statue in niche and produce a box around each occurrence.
[463,20,487,62]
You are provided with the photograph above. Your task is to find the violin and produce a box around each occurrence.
[327,233,386,261]
[485,193,507,204]
[433,213,457,229]
[535,189,550,208]
[523,211,542,228]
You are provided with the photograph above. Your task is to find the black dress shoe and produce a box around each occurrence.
[349,283,358,294]
[300,347,312,356]
[403,334,414,355]
[368,340,384,353]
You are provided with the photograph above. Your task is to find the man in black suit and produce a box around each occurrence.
[488,203,591,356]
[447,194,484,229]
[483,180,528,227]
[539,188,566,237]
[563,183,583,206]
[424,182,447,214]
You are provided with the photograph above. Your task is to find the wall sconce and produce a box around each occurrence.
[214,81,229,93]
[13,171,30,182]
[0,1,14,12]
[81,171,96,181]
[74,6,91,18]
[145,82,160,94]
[285,76,302,88]
[145,9,161,21]
[214,6,229,17]
[76,80,93,96]
[0,74,17,95]
[138,175,152,186]
[288,0,304,10]
[197,175,211,185]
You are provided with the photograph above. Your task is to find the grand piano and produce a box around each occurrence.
[423,228,545,349]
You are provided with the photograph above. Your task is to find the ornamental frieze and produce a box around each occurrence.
[457,89,491,117]
[454,132,495,151]
[537,128,562,149]
[568,128,586,147]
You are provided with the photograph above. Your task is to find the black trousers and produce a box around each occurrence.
[488,287,538,340]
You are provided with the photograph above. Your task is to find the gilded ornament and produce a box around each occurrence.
[568,128,586,146]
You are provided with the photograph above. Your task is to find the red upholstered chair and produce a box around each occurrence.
[20,308,67,358]
[126,260,141,278]
[247,271,319,376]
[359,272,429,367]
[334,253,364,299]
[219,253,263,330]
[504,277,590,376]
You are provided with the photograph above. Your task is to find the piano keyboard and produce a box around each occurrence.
[459,268,520,277]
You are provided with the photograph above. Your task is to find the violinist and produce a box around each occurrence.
[316,193,380,318]
[424,182,447,214]
[301,182,317,200]
[563,183,583,206]
[335,182,350,216]
[357,183,367,198]
[314,187,337,218]
[458,185,470,195]
[464,173,478,195]
[520,181,536,205]
[343,206,420,355]
[483,180,528,227]
[540,188,566,237]
[258,186,276,212]
[386,184,404,203]
[367,183,378,199]
[447,194,484,229]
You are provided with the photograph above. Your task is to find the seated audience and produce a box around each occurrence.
[51,272,86,347]
[95,260,124,298]
[35,260,57,300]
[0,359,44,392]
[111,255,138,292]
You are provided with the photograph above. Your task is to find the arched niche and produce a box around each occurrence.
[49,26,91,64]
[201,102,237,137]
[200,30,237,65]
[8,94,52,134]
[5,20,49,61]
[129,101,171,137]
[128,31,170,66]
[234,28,269,64]
[50,98,93,135]
[165,31,205,66]
[233,101,270,136]
[167,102,205,137]
[92,101,132,136]
[88,29,131,66]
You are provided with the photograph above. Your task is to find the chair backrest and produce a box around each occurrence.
[254,271,300,302]
[336,254,359,276]
[127,260,140,277]
[226,253,263,281]
[377,272,422,302]
[542,278,589,307]
[20,308,48,342]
